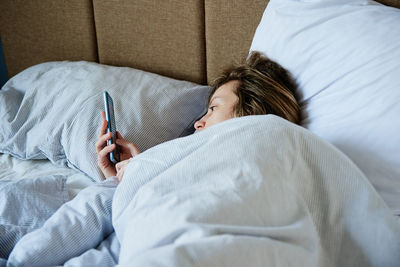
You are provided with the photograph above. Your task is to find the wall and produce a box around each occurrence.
[0,37,8,88]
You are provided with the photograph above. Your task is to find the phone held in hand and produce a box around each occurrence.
[103,91,120,164]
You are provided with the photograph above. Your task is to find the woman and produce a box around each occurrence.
[96,51,301,181]
[5,53,301,264]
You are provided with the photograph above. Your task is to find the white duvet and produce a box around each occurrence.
[5,115,400,266]
[114,115,400,266]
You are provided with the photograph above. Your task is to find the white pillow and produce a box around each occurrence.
[0,61,210,181]
[250,0,400,214]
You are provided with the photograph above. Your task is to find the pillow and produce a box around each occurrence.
[250,0,400,214]
[0,61,210,181]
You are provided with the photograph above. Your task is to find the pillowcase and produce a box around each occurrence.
[250,0,400,214]
[0,61,210,181]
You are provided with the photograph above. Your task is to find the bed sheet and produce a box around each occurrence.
[0,152,95,259]
[0,153,94,199]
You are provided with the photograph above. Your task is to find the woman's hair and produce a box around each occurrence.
[209,51,301,124]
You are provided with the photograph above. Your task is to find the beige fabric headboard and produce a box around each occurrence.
[1,0,399,85]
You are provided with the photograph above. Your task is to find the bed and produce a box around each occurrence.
[1,0,400,266]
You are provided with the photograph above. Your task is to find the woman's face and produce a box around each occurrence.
[194,80,239,131]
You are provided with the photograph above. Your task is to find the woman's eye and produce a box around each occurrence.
[209,106,216,111]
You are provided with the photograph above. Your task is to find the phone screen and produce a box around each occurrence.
[103,91,120,163]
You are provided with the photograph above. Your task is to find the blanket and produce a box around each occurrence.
[5,115,400,266]
[0,175,69,257]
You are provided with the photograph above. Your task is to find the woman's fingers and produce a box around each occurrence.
[99,111,108,137]
[95,132,112,153]
[116,131,124,140]
[115,137,141,157]
[96,110,110,153]
[97,143,118,179]
[96,111,118,179]
[98,143,116,159]
[101,110,106,121]
[115,136,128,147]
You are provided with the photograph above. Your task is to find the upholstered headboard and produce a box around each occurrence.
[1,0,399,85]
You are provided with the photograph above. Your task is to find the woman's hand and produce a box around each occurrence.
[114,132,140,182]
[116,131,141,161]
[96,111,117,178]
[95,111,141,179]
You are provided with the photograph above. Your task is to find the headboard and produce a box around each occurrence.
[1,0,399,85]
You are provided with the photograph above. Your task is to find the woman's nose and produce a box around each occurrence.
[194,119,205,130]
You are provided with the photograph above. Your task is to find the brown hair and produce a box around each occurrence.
[209,51,301,124]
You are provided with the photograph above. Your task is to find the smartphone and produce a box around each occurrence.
[103,91,120,164]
